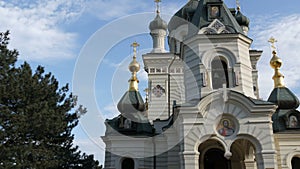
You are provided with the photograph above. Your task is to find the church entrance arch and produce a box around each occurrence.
[230,138,259,169]
[204,148,231,169]
[198,139,232,169]
[199,138,258,169]
[121,158,134,169]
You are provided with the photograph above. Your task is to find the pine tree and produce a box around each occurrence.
[0,31,102,169]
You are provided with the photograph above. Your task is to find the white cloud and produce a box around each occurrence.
[0,0,181,63]
[0,1,84,62]
[251,14,300,99]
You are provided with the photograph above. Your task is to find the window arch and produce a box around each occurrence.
[211,56,229,89]
[122,158,134,169]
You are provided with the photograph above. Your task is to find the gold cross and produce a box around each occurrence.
[155,0,161,13]
[268,37,278,51]
[131,41,140,48]
[131,42,140,57]
[236,0,241,11]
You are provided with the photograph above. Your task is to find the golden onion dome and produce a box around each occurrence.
[270,51,282,69]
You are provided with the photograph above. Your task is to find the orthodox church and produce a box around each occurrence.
[101,0,300,169]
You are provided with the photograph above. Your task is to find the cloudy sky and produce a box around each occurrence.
[1,0,300,164]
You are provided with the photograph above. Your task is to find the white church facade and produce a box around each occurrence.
[102,0,300,169]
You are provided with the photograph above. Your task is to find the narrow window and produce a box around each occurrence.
[212,57,229,89]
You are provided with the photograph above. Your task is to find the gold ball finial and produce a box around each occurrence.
[128,58,140,73]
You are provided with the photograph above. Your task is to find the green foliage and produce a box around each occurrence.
[0,31,102,169]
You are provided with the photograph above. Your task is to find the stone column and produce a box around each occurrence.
[180,151,199,169]
[256,150,278,169]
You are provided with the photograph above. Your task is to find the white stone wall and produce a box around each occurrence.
[183,34,256,102]
[274,134,300,169]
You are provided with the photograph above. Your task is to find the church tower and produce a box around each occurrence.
[143,0,185,122]
[168,0,260,102]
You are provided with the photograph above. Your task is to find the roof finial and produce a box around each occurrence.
[128,42,141,91]
[155,0,161,14]
[236,0,241,11]
[268,37,278,53]
[268,37,285,88]
[131,41,139,58]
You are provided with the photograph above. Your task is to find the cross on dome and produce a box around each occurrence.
[236,0,241,11]
[131,41,140,58]
[155,0,161,14]
[268,37,278,52]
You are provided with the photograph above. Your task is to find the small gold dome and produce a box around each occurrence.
[270,51,282,69]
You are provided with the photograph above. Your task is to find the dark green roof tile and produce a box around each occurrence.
[117,91,145,114]
[268,87,299,109]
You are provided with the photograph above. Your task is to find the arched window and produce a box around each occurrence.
[122,158,134,169]
[212,57,229,89]
[292,157,300,169]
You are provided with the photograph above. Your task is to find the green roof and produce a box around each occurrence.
[168,0,244,34]
[117,91,145,114]
[268,87,299,109]
[268,87,300,133]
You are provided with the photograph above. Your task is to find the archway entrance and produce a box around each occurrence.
[292,157,300,169]
[204,148,231,169]
[122,158,134,169]
[199,139,232,169]
[199,138,259,169]
[231,139,259,169]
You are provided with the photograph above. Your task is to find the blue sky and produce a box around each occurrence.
[1,0,300,164]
